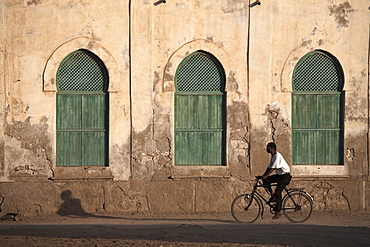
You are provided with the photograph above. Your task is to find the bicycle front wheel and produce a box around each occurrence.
[231,194,261,223]
[282,192,313,223]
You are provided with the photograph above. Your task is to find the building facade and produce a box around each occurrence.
[0,0,369,216]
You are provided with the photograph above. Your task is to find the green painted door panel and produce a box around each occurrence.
[317,94,341,129]
[57,94,108,167]
[175,95,198,129]
[292,130,316,165]
[57,132,82,166]
[175,94,223,129]
[175,94,225,166]
[292,93,343,165]
[82,132,107,166]
[316,130,341,165]
[292,94,317,129]
[82,95,108,129]
[175,131,223,165]
[57,95,82,130]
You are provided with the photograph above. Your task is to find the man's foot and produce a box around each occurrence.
[272,213,281,219]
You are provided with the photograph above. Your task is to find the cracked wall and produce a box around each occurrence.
[131,123,172,181]
[228,101,251,180]
[265,102,291,153]
[313,182,350,210]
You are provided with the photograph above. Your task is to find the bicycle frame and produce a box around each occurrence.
[249,179,277,218]
[231,177,314,223]
[250,178,314,219]
[286,188,314,203]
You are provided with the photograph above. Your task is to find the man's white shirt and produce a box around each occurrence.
[268,152,290,175]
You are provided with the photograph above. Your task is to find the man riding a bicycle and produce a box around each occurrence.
[260,142,292,219]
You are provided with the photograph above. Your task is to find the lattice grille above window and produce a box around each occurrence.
[57,50,108,92]
[293,52,342,91]
[176,52,225,92]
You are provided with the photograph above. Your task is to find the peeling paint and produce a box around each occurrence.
[26,0,41,7]
[132,124,171,180]
[227,70,240,97]
[311,22,328,36]
[347,148,355,162]
[4,107,52,176]
[328,1,353,28]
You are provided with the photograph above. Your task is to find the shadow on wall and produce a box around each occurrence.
[57,190,95,217]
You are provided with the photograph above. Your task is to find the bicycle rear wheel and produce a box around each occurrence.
[231,194,261,223]
[282,192,313,223]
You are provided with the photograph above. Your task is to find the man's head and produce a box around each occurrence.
[266,142,277,154]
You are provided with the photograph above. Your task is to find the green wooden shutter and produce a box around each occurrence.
[175,52,226,166]
[292,94,317,165]
[292,51,343,165]
[56,50,108,167]
[57,95,82,166]
[316,94,342,164]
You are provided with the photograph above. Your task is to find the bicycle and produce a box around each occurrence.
[231,176,314,223]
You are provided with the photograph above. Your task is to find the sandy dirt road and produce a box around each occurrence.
[0,211,369,247]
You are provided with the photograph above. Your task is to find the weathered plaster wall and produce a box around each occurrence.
[0,0,369,216]
[0,178,364,217]
[0,2,6,181]
[0,0,131,181]
[249,0,369,177]
[131,0,251,180]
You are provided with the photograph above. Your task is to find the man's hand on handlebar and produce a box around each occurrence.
[255,175,263,180]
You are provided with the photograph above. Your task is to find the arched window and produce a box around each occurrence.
[56,49,109,166]
[292,50,344,165]
[174,51,226,166]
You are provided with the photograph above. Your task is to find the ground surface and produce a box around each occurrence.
[0,210,369,247]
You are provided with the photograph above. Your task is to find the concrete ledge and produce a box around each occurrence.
[292,175,349,180]
[171,166,230,180]
[52,167,113,181]
[291,165,348,177]
[169,175,231,181]
[8,172,49,181]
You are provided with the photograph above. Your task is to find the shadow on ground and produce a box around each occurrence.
[1,217,369,246]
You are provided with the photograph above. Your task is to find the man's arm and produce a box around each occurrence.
[262,167,274,179]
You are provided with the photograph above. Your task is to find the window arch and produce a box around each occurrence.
[292,50,344,165]
[174,51,226,166]
[56,49,109,166]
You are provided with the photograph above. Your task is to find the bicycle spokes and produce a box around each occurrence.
[231,194,261,223]
[282,192,313,223]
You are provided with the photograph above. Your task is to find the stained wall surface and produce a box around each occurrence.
[0,0,369,215]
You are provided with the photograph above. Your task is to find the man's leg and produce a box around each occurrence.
[263,175,279,198]
[274,173,292,213]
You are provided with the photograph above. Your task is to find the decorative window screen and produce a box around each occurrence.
[57,50,108,92]
[293,52,343,92]
[176,52,225,92]
[292,50,344,165]
[175,51,226,166]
